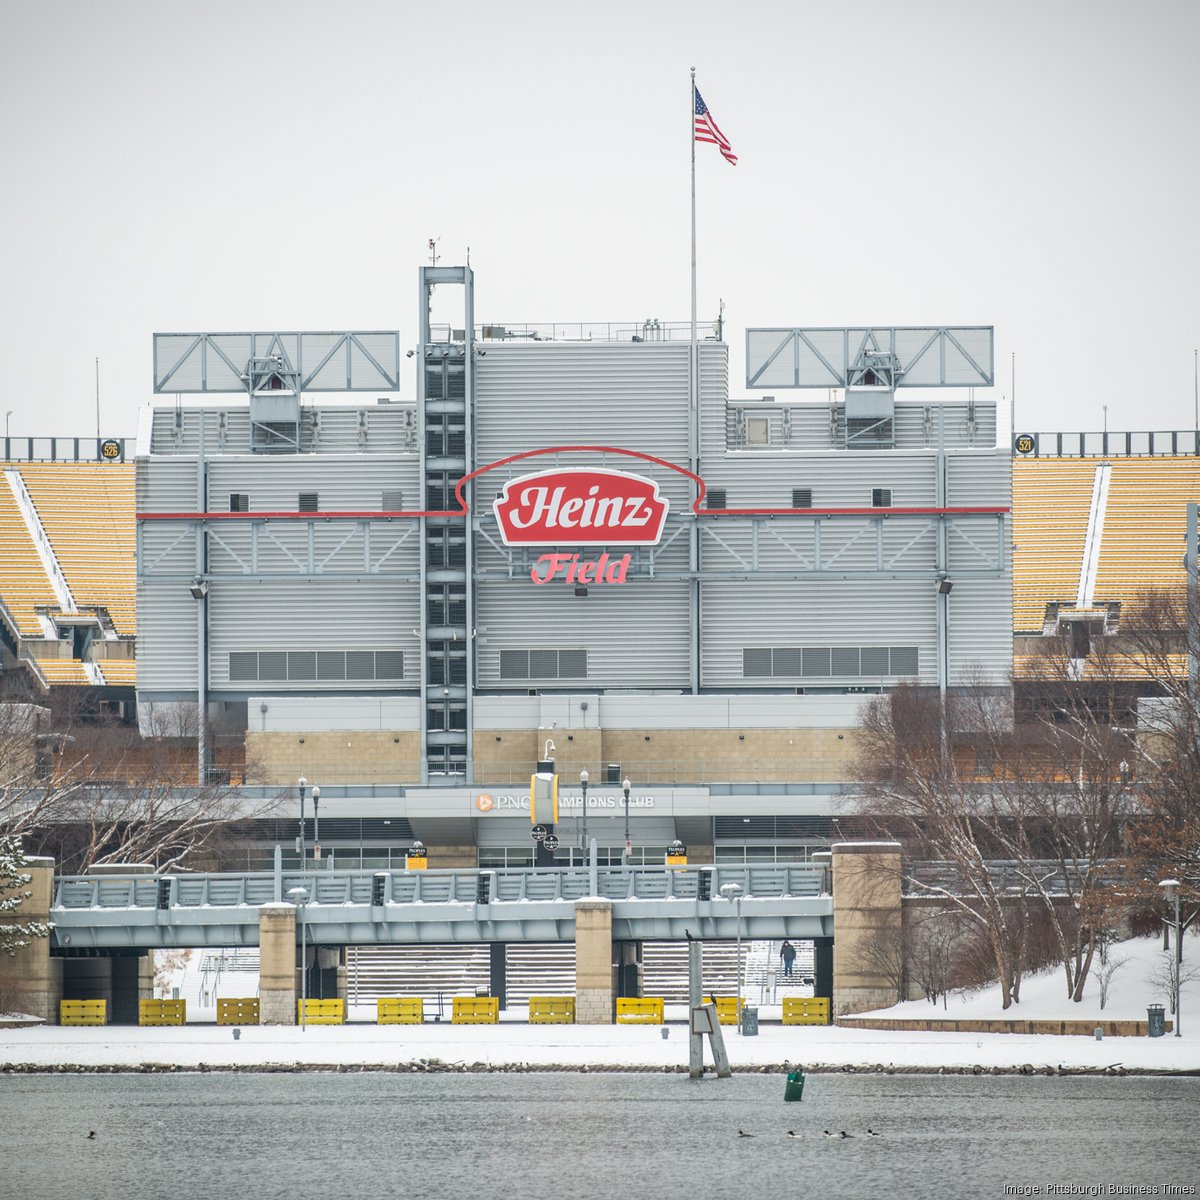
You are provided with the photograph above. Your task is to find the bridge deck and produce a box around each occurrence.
[51,864,834,950]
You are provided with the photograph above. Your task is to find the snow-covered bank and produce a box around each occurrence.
[2,936,1195,1074]
[852,934,1197,1024]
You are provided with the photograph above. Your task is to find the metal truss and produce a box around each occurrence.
[138,516,421,582]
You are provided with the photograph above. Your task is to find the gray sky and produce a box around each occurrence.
[2,0,1197,441]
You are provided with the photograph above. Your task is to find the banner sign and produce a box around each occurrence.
[493,468,669,546]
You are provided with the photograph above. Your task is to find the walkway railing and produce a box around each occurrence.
[53,863,828,911]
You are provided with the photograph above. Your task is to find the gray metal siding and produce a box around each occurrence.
[149,404,416,456]
[700,578,940,688]
[136,586,198,690]
[208,580,420,690]
[476,580,690,688]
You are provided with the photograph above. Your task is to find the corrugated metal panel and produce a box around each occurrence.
[476,579,689,688]
[207,580,420,689]
[137,457,197,510]
[947,451,1010,505]
[700,578,940,687]
[136,586,198,690]
[700,450,939,508]
[946,576,1012,682]
[148,405,416,456]
[474,342,695,464]
[206,456,420,511]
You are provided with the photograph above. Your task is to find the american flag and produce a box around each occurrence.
[694,86,737,165]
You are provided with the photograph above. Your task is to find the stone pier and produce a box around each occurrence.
[0,856,60,1021]
[831,840,903,1017]
[258,902,297,1024]
[574,898,613,1024]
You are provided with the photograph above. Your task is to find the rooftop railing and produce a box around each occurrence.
[1017,430,1199,457]
[2,437,130,463]
[428,319,723,344]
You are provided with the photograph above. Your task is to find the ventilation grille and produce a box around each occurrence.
[499,649,588,680]
[743,646,918,678]
[229,650,404,682]
[715,815,837,839]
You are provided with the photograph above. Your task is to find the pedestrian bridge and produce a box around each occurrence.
[51,863,833,950]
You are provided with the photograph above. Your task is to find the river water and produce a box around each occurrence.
[2,1071,1196,1200]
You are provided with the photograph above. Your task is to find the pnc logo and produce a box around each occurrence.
[493,468,669,547]
[475,794,495,812]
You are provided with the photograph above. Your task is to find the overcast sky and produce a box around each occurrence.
[1,0,1197,442]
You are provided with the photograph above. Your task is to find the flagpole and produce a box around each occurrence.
[688,67,700,694]
[690,66,697,351]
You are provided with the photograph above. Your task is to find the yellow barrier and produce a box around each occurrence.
[298,998,345,1025]
[59,999,106,1026]
[452,996,500,1024]
[140,998,186,1026]
[615,997,665,1024]
[378,998,425,1025]
[782,997,831,1026]
[217,998,260,1025]
[528,996,575,1024]
[713,997,746,1026]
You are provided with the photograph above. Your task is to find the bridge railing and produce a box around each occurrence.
[53,863,827,911]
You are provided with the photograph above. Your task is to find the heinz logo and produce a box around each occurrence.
[493,468,670,546]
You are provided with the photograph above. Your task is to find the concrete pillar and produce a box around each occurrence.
[258,902,297,1024]
[489,942,507,1009]
[831,841,903,1017]
[0,855,61,1022]
[574,898,613,1024]
[813,938,833,1001]
[111,952,152,1024]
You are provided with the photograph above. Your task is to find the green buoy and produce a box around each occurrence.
[784,1070,805,1101]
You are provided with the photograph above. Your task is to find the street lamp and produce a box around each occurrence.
[720,881,744,1033]
[623,776,632,861]
[296,776,307,868]
[312,784,321,863]
[287,885,310,1031]
[1160,878,1182,1038]
[579,768,589,866]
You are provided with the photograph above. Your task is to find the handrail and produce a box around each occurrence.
[53,863,828,910]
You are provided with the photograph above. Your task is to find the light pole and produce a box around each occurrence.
[312,784,321,864]
[1160,878,1182,1038]
[720,881,744,1033]
[288,885,309,1031]
[297,776,307,869]
[579,768,589,866]
[4,410,10,441]
[623,776,632,861]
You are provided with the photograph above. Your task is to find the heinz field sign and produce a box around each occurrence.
[492,467,670,586]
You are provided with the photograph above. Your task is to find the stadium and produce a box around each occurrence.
[1,263,1196,1011]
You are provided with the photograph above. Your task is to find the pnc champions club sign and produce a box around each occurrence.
[489,454,674,586]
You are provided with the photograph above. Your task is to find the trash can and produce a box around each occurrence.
[742,1007,758,1036]
[1147,1004,1165,1037]
[784,1070,805,1102]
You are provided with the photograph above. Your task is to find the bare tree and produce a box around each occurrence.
[0,693,270,873]
[855,661,1133,1007]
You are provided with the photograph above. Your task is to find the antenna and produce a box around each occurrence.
[428,237,440,267]
[95,357,100,440]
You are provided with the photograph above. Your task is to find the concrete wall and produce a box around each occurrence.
[831,841,903,1017]
[246,730,422,786]
[258,903,297,1024]
[0,856,60,1022]
[248,725,859,787]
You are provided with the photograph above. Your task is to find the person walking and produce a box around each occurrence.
[780,940,796,978]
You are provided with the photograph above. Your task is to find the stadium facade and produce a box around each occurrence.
[133,267,1011,869]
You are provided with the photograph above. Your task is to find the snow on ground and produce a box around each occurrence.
[1,936,1196,1073]
[853,934,1198,1023]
